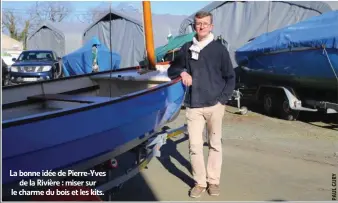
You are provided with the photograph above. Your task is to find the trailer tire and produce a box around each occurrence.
[263,93,274,116]
[277,96,299,121]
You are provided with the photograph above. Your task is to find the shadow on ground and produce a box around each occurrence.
[156,133,195,188]
[297,111,338,129]
[108,173,158,201]
[227,101,338,130]
[108,128,194,201]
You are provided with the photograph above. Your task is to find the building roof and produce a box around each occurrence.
[28,21,89,40]
[2,34,23,51]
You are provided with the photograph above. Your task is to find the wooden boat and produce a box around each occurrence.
[2,2,185,187]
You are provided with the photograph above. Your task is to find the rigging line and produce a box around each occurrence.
[109,3,113,98]
[267,0,271,34]
[323,47,338,83]
[323,47,338,107]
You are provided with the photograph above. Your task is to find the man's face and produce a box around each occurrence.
[194,16,213,39]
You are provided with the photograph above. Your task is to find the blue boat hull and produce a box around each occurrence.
[235,11,338,102]
[239,48,338,92]
[2,74,185,185]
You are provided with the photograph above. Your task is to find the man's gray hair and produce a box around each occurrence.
[194,11,213,24]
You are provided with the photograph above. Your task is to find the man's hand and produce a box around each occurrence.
[180,71,192,86]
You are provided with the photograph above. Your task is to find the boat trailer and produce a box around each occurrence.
[8,125,187,201]
[92,124,187,200]
[229,84,338,121]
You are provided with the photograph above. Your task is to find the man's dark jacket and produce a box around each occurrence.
[167,40,236,108]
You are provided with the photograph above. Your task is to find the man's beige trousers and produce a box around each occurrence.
[186,102,225,187]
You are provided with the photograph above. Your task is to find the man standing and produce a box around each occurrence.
[167,11,235,198]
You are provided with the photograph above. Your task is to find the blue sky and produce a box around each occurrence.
[2,1,211,16]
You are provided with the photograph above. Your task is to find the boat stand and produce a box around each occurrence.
[231,89,248,115]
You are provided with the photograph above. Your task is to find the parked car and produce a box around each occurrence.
[9,50,63,84]
[2,59,10,86]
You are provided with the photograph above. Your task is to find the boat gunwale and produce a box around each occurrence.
[3,64,183,129]
[2,85,101,110]
[2,66,141,90]
[2,60,172,91]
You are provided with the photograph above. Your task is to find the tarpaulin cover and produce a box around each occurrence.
[179,1,332,67]
[82,10,145,69]
[62,37,121,77]
[155,32,195,62]
[235,10,338,65]
[27,21,88,57]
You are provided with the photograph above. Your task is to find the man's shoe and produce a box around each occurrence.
[208,184,220,196]
[189,185,206,198]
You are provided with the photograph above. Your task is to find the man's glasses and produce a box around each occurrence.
[194,22,211,27]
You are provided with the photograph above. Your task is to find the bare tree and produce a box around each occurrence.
[31,1,73,23]
[80,2,110,23]
[2,10,31,49]
[2,11,20,39]
[24,1,73,39]
[20,21,30,49]
[3,2,73,49]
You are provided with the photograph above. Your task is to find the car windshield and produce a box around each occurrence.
[17,51,54,61]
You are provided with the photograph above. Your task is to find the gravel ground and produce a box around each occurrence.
[111,105,338,201]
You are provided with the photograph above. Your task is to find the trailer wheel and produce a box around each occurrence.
[263,94,274,116]
[278,96,299,121]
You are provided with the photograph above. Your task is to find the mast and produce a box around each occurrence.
[142,1,156,70]
[109,3,113,97]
